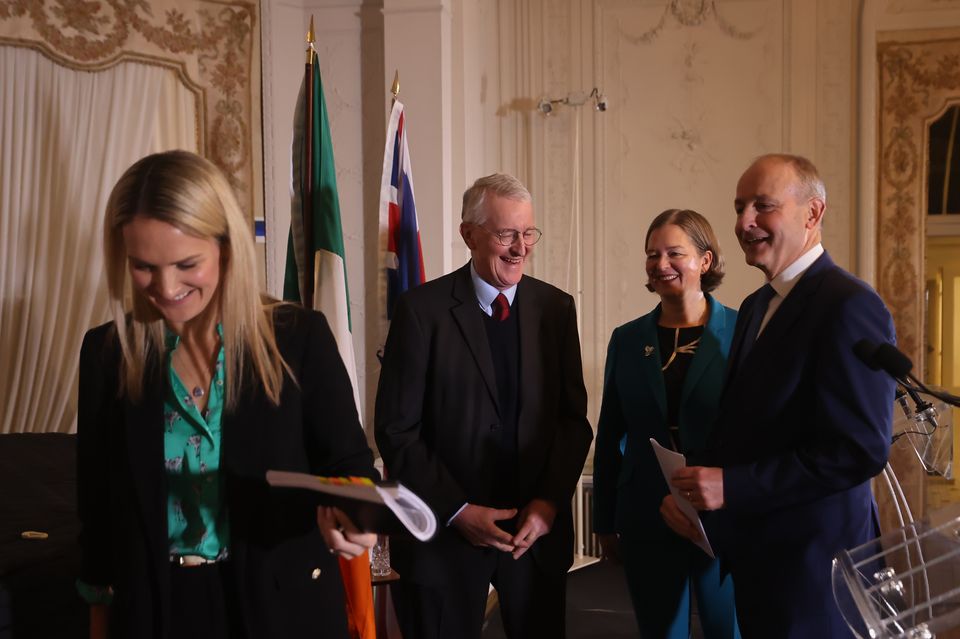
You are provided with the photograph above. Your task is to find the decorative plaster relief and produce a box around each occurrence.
[619,0,759,44]
[667,37,717,184]
[682,39,705,84]
[668,116,718,180]
[0,0,261,221]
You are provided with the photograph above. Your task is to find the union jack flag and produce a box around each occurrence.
[379,100,425,322]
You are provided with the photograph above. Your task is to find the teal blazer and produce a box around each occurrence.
[593,294,736,538]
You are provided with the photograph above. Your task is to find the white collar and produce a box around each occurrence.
[769,243,824,299]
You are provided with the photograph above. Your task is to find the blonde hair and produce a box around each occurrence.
[103,150,288,408]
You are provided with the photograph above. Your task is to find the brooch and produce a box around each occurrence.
[644,345,654,357]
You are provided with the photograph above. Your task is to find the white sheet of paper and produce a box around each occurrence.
[649,438,715,558]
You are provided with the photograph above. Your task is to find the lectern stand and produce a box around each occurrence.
[833,502,960,638]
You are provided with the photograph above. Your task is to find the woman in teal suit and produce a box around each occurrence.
[593,209,740,638]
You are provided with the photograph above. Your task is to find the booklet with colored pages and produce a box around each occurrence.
[265,470,438,542]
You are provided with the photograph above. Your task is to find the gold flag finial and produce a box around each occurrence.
[391,70,400,100]
[305,16,315,64]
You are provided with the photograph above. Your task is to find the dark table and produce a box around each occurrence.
[0,434,86,639]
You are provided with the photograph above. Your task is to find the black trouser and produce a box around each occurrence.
[391,548,567,639]
[169,561,244,639]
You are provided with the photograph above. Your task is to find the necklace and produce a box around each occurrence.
[661,327,701,372]
[172,340,216,408]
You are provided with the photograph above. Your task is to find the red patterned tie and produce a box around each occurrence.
[492,293,510,321]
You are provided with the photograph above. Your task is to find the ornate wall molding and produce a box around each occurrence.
[619,0,759,44]
[877,34,960,368]
[0,0,262,221]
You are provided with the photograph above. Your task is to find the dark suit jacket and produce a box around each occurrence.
[77,306,376,639]
[594,294,736,538]
[374,263,593,586]
[702,252,896,637]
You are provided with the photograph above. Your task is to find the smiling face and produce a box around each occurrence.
[122,215,222,333]
[646,223,712,301]
[460,193,535,290]
[734,157,825,280]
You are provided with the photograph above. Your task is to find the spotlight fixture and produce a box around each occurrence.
[536,88,608,115]
[595,92,608,112]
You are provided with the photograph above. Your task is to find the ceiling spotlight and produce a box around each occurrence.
[537,98,554,115]
[595,93,608,112]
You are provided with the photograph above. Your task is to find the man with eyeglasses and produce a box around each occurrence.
[375,173,592,638]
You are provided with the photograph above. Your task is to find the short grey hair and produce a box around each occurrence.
[461,173,532,225]
[755,153,827,204]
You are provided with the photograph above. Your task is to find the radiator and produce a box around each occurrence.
[574,475,601,559]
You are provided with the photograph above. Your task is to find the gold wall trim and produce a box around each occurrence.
[0,0,263,221]
[871,30,960,522]
[877,32,960,369]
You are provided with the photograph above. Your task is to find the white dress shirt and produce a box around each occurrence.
[757,243,824,336]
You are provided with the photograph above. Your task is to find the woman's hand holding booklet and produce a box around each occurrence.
[266,470,438,542]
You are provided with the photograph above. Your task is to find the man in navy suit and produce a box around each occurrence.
[662,154,897,637]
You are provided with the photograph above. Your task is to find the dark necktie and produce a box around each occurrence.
[492,293,510,321]
[737,283,775,365]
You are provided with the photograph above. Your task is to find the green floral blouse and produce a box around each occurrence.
[163,326,229,561]
[77,327,229,605]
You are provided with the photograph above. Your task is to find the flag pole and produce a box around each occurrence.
[302,16,317,309]
[390,69,400,106]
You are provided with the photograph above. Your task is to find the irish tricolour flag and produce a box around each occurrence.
[282,43,374,639]
[283,46,361,420]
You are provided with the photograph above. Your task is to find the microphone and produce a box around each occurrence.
[853,340,960,405]
[852,339,881,370]
[872,343,913,380]
[852,339,939,432]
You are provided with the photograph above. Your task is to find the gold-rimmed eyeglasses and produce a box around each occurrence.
[477,226,543,247]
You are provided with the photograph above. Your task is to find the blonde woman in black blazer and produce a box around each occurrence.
[77,151,376,639]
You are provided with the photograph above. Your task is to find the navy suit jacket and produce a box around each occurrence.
[702,252,896,637]
[594,294,736,538]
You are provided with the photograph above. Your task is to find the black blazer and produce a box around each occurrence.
[77,306,376,639]
[374,263,593,586]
